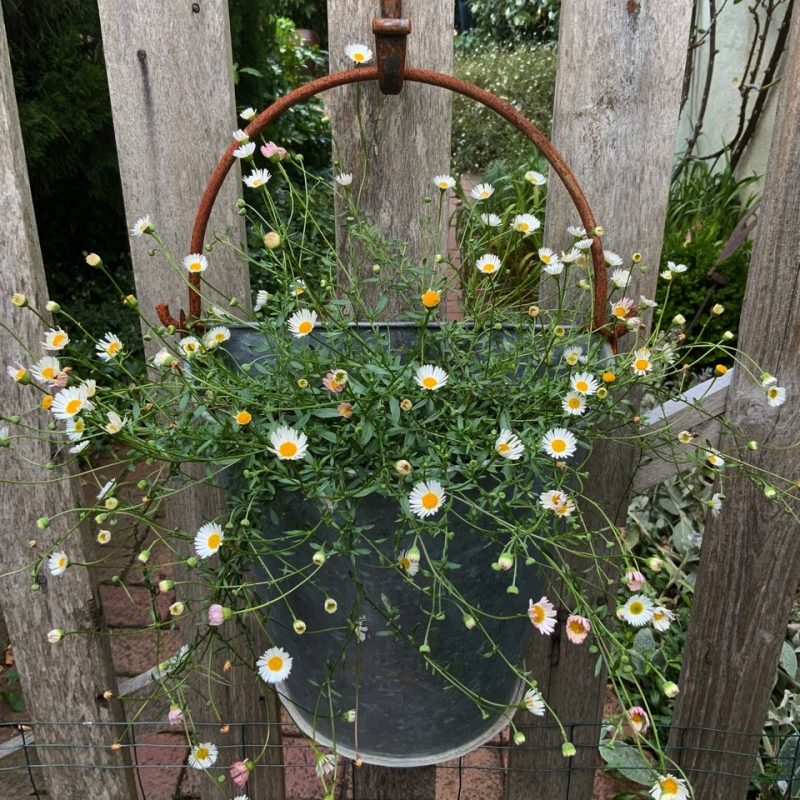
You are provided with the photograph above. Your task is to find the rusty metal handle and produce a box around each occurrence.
[160,67,611,344]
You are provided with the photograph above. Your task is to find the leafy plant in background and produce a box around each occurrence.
[464,0,560,45]
[452,42,557,174]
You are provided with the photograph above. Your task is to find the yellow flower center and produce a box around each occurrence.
[421,491,439,510]
[629,601,644,615]
[236,411,252,425]
[654,611,664,622]
[107,341,121,355]
[660,777,679,793]
[551,439,566,453]
[438,181,449,188]
[279,441,298,458]
[42,367,56,379]
[614,306,626,318]
[15,369,26,380]
[298,321,313,334]
[207,533,221,550]
[41,396,53,409]
[575,381,588,392]
[602,371,616,383]
[568,620,583,634]
[400,557,411,571]
[214,333,226,342]
[354,52,365,62]
[268,655,284,671]
[498,442,510,453]
[65,399,83,415]
[57,557,66,569]
[532,606,545,624]
[195,747,209,761]
[568,398,581,409]
[422,376,438,389]
[421,290,440,308]
[51,334,66,347]
[184,342,197,352]
[551,494,562,506]
[634,358,649,371]
[541,254,552,264]
[518,223,529,232]
[188,261,202,272]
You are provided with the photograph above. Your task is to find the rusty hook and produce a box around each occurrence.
[372,0,411,95]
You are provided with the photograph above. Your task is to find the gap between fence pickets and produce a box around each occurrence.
[0,373,731,766]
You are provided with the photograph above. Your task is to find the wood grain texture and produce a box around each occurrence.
[327,0,453,318]
[98,5,283,800]
[97,0,251,340]
[0,6,136,797]
[667,6,800,795]
[507,3,693,798]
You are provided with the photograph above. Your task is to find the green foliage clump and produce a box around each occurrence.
[452,42,557,174]
[659,160,759,354]
[464,0,560,44]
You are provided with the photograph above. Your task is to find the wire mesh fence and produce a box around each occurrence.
[1,720,798,800]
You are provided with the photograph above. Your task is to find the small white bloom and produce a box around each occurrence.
[233,141,256,159]
[96,332,124,362]
[269,425,308,461]
[632,348,653,376]
[560,247,582,264]
[51,386,93,420]
[183,254,208,274]
[97,479,115,500]
[706,449,725,469]
[524,170,546,186]
[204,326,231,348]
[566,225,586,238]
[232,129,249,143]
[433,174,455,190]
[257,646,293,683]
[30,356,61,383]
[69,440,90,454]
[604,250,623,267]
[667,261,687,273]
[104,412,127,435]
[97,529,111,544]
[414,364,448,391]
[495,429,525,460]
[188,742,218,770]
[240,106,257,121]
[649,774,690,800]
[179,336,202,356]
[194,522,224,558]
[710,492,723,517]
[476,253,501,274]
[574,237,593,251]
[243,168,272,188]
[408,480,445,518]
[651,606,675,633]
[315,752,337,778]
[511,213,540,234]
[152,349,176,368]
[570,372,599,396]
[562,346,584,366]
[541,427,578,460]
[480,213,501,227]
[65,418,86,441]
[766,385,786,407]
[345,43,373,64]
[42,328,70,351]
[562,392,586,416]
[48,551,69,576]
[620,594,655,627]
[287,309,318,338]
[130,216,153,237]
[254,289,270,312]
[471,182,494,200]
[399,550,420,576]
[523,688,546,715]
[528,596,557,635]
[335,173,353,186]
[640,295,657,308]
[610,268,631,288]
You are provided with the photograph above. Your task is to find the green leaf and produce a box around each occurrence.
[776,733,800,789]
[779,641,798,680]
[599,740,658,786]
[389,397,400,425]
[671,515,701,554]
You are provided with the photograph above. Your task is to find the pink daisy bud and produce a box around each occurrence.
[322,370,346,393]
[627,705,650,733]
[625,570,646,591]
[168,705,184,727]
[230,760,251,787]
[207,604,232,626]
[565,614,591,644]
[260,141,287,161]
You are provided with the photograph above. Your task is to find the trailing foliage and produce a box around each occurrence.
[462,0,560,45]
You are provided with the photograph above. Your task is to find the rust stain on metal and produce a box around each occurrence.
[627,0,640,17]
[373,0,411,95]
[160,67,614,346]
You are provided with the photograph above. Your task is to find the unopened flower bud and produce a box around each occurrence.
[527,305,540,318]
[646,556,663,572]
[764,485,777,499]
[711,303,724,315]
[312,550,326,566]
[45,301,60,313]
[293,619,307,635]
[85,253,102,268]
[158,579,174,593]
[103,690,114,700]
[463,613,477,630]
[169,601,185,617]
[722,330,734,341]
[513,731,526,745]
[400,398,413,412]
[672,314,686,326]
[123,294,138,307]
[11,293,28,307]
[137,549,151,563]
[394,459,412,476]
[562,742,577,757]
[47,628,64,643]
[632,252,642,263]
[297,378,309,389]
[497,552,514,571]
[578,279,590,290]
[344,709,356,722]
[36,516,50,529]
[372,264,381,274]
[263,231,281,250]
[663,681,679,698]
[747,440,758,451]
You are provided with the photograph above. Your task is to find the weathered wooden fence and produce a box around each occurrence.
[0,1,798,798]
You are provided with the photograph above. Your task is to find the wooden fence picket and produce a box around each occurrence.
[506,3,694,798]
[0,5,136,798]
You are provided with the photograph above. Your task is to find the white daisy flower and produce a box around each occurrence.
[96,332,124,362]
[232,141,256,159]
[152,349,175,368]
[562,346,584,366]
[649,774,690,800]
[511,213,540,234]
[433,174,455,190]
[408,480,445,518]
[766,385,786,407]
[620,594,655,627]
[69,440,90,454]
[566,225,586,238]
[42,328,69,351]
[538,247,557,266]
[97,480,115,500]
[335,173,353,186]
[130,216,153,237]
[291,279,306,296]
[96,529,111,544]
[414,364,448,391]
[660,270,673,281]
[538,489,569,512]
[611,298,635,319]
[399,549,420,576]
[240,106,257,121]
[194,521,224,558]
[471,182,494,200]
[65,418,85,441]
[179,336,202,356]
[480,213,501,227]
[640,295,657,308]
[269,425,308,460]
[574,237,593,250]
[254,289,270,312]
[524,170,546,186]
[243,168,271,188]
[315,752,337,778]
[562,392,586,416]
[354,616,368,642]
[345,42,373,63]
[522,688,546,715]
[560,247,583,264]
[570,372,599,396]
[188,742,218,770]
[528,596,557,635]
[706,450,725,469]
[554,498,576,517]
[182,254,208,274]
[287,309,318,338]
[476,253,501,274]
[30,356,61,383]
[257,646,293,683]
[51,386,93,420]
[604,250,623,267]
[104,412,126,434]
[204,326,231,348]
[710,492,723,517]
[667,261,688,274]
[495,429,525,460]
[610,268,631,288]
[48,551,68,576]
[232,128,249,143]
[541,427,578,460]
[651,606,675,632]
[324,598,338,614]
[543,260,564,276]
[632,348,653,376]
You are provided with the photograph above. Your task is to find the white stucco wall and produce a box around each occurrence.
[676,0,789,182]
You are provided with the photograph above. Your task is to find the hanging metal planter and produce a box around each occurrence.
[159,0,615,769]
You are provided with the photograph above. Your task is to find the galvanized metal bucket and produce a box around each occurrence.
[224,324,547,766]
